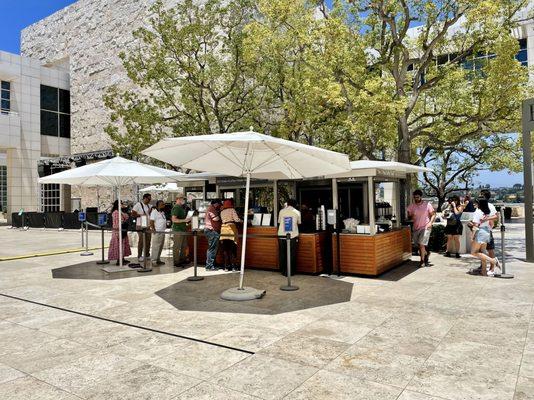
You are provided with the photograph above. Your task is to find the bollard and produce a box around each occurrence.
[188,230,204,281]
[138,228,153,273]
[495,208,514,279]
[280,233,299,291]
[96,227,109,265]
[81,222,94,256]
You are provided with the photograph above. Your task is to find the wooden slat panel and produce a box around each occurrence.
[332,228,411,275]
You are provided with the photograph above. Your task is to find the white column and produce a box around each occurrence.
[368,176,376,235]
[273,179,278,227]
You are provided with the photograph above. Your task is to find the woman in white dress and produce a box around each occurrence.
[470,198,500,276]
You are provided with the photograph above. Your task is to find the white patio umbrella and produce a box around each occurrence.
[142,129,351,300]
[38,156,183,267]
[140,182,183,193]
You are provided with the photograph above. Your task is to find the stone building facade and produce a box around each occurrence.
[20,0,173,156]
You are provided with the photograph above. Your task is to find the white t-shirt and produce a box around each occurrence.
[473,203,497,228]
[278,206,301,238]
[133,202,151,227]
[150,209,167,232]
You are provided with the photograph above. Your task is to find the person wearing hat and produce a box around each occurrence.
[171,195,191,267]
[204,199,222,271]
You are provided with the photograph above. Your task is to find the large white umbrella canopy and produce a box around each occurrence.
[142,129,351,297]
[325,160,432,179]
[142,130,351,179]
[38,156,183,186]
[39,156,184,266]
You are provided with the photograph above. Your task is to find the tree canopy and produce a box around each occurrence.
[105,0,531,197]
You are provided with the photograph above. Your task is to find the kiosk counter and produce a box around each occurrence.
[188,226,327,274]
[332,227,412,276]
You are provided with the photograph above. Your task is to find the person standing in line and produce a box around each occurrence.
[150,200,167,266]
[278,199,301,277]
[205,199,222,271]
[108,200,131,266]
[444,196,465,258]
[407,190,436,267]
[470,197,501,276]
[471,189,499,274]
[132,193,152,262]
[171,195,191,267]
[220,199,241,271]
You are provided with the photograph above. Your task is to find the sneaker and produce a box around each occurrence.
[138,256,144,262]
[155,260,165,265]
[445,252,451,257]
[455,253,461,258]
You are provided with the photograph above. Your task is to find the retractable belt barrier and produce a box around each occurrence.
[84,224,297,290]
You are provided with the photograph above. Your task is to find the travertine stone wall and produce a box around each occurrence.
[21,0,178,155]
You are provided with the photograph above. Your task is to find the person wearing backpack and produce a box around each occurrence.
[444,196,465,258]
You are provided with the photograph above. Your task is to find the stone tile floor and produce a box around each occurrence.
[0,222,532,399]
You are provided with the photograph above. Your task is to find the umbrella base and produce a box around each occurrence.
[220,287,266,301]
[280,285,299,291]
[494,273,514,279]
[187,276,204,281]
[96,260,110,265]
[81,252,94,256]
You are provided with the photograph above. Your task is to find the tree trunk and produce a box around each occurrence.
[397,115,412,209]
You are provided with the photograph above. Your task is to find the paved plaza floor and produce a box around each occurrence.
[0,222,533,399]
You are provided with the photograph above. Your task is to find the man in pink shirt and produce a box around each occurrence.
[407,189,436,267]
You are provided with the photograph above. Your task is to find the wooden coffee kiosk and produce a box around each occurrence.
[180,160,426,276]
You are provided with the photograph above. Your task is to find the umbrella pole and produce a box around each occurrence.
[118,187,123,268]
[238,173,251,290]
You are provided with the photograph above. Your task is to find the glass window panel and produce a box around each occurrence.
[40,85,58,111]
[59,89,70,114]
[41,111,59,137]
[1,81,10,90]
[1,90,9,100]
[59,114,70,138]
[0,100,9,110]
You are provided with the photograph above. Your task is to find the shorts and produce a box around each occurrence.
[412,229,431,246]
[487,231,495,250]
[444,223,463,236]
[475,227,491,244]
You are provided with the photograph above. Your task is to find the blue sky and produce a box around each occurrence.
[0,1,525,187]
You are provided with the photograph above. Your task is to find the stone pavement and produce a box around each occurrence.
[0,222,533,399]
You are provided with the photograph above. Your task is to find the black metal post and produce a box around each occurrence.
[138,228,152,273]
[495,208,514,279]
[188,230,204,281]
[96,226,109,265]
[280,233,299,291]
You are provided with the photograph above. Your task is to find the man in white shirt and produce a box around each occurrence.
[150,200,167,266]
[278,199,301,277]
[132,193,152,262]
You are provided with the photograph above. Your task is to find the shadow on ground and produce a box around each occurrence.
[155,269,354,315]
[52,258,185,280]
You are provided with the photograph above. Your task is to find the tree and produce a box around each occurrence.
[418,134,522,209]
[245,0,401,159]
[104,0,260,158]
[345,0,529,162]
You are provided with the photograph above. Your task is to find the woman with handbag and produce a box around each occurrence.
[444,196,465,258]
[219,199,241,271]
[470,197,501,276]
[108,200,132,265]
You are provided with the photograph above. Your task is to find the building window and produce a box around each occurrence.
[0,166,6,212]
[1,81,10,114]
[40,85,70,138]
[40,183,61,212]
[517,38,528,67]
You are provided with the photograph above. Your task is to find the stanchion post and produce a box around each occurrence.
[496,208,514,279]
[280,233,298,291]
[138,228,152,273]
[81,221,93,256]
[188,230,204,281]
[96,226,109,264]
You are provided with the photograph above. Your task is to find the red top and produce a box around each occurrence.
[205,204,221,232]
